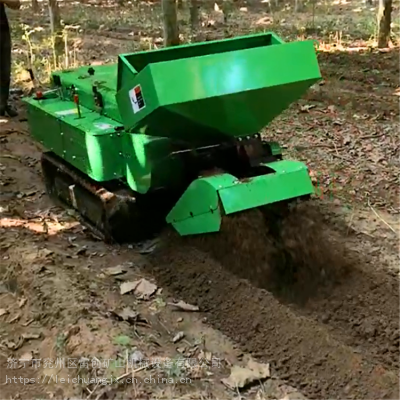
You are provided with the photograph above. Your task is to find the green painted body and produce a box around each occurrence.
[23,32,321,236]
[166,160,314,235]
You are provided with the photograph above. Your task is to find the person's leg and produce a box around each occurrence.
[0,27,18,117]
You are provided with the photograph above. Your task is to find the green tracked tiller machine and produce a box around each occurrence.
[23,32,321,243]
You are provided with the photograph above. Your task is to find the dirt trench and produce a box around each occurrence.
[147,202,399,400]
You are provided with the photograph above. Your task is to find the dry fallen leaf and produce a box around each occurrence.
[105,265,127,276]
[75,247,87,256]
[0,308,8,317]
[300,104,316,113]
[22,333,41,340]
[4,340,19,350]
[134,279,157,299]
[221,359,270,390]
[19,351,33,362]
[18,298,27,308]
[7,312,21,323]
[113,307,138,322]
[172,331,185,343]
[39,248,54,258]
[121,279,157,299]
[120,280,140,295]
[64,325,80,340]
[168,300,200,312]
[198,350,212,362]
[280,390,308,400]
[327,105,337,113]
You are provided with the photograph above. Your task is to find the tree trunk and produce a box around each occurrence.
[32,0,39,13]
[48,0,63,65]
[377,0,392,48]
[294,0,304,12]
[162,0,180,47]
[219,0,232,24]
[189,0,199,40]
[177,0,183,9]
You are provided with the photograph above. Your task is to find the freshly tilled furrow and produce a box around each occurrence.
[148,201,399,399]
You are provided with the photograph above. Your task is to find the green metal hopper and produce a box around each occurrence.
[116,32,321,144]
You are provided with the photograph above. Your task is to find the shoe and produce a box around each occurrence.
[0,105,18,117]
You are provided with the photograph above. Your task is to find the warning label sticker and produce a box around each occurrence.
[55,109,78,116]
[94,122,113,130]
[129,85,146,114]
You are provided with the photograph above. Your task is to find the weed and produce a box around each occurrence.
[55,332,66,354]
[113,334,132,347]
[164,356,185,379]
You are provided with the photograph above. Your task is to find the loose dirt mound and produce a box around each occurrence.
[148,239,398,399]
[166,200,351,303]
[147,201,399,399]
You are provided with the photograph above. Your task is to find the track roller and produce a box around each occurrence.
[40,152,161,243]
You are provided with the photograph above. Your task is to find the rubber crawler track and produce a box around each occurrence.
[40,152,165,243]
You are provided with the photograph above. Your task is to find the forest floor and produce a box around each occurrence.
[0,1,399,399]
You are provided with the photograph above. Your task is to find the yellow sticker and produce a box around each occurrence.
[55,109,78,116]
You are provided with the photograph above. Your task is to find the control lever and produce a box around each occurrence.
[93,86,104,110]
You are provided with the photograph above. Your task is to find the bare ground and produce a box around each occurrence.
[149,200,399,399]
[1,1,399,399]
[0,125,288,399]
[0,122,309,399]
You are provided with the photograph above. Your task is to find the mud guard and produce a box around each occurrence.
[166,160,315,236]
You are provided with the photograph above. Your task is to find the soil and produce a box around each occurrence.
[148,199,399,399]
[0,119,306,400]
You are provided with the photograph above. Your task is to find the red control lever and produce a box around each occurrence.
[73,94,82,118]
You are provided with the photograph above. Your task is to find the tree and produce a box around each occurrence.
[189,0,199,40]
[32,0,39,13]
[162,0,180,47]
[377,0,392,48]
[48,0,63,64]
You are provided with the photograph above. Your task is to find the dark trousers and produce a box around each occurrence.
[0,26,11,109]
